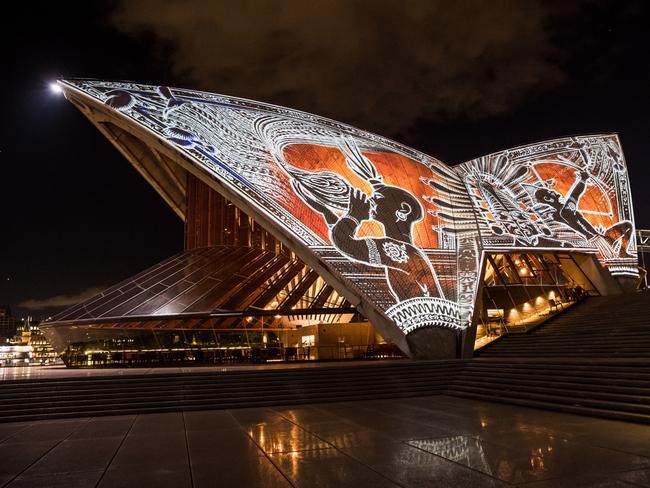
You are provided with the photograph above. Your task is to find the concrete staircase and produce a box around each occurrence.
[447,291,650,423]
[475,291,650,358]
[448,359,650,423]
[0,360,464,423]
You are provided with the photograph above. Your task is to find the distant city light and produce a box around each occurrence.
[49,82,63,94]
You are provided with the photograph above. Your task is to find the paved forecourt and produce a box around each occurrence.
[0,395,650,487]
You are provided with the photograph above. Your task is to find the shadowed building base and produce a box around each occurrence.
[407,327,459,360]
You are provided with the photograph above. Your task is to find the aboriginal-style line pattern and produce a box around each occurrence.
[59,80,638,350]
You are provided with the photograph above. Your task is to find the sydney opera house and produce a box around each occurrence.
[41,79,640,366]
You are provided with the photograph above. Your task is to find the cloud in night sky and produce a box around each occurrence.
[19,286,106,311]
[112,0,574,134]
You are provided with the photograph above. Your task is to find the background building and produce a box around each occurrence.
[0,306,17,342]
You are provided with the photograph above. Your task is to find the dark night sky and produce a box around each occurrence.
[2,0,649,317]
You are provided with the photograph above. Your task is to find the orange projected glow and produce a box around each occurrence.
[534,162,618,229]
[282,144,441,248]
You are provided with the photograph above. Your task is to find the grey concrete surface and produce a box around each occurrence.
[0,395,649,487]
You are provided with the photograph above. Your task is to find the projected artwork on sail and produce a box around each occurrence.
[268,135,458,334]
[459,135,637,277]
[58,78,638,355]
[61,80,475,342]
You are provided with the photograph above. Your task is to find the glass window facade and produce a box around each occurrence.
[476,252,596,344]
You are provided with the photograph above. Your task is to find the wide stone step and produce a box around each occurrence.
[0,361,463,389]
[0,366,463,397]
[447,390,650,424]
[447,384,650,415]
[496,333,650,341]
[486,342,650,349]
[462,367,650,382]
[0,376,453,408]
[478,353,650,358]
[0,362,471,422]
[483,344,650,351]
[490,334,650,343]
[457,372,650,389]
[0,388,446,423]
[452,378,650,403]
[481,349,650,356]
[492,332,650,339]
[0,385,448,422]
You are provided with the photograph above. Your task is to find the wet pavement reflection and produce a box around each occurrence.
[0,395,649,487]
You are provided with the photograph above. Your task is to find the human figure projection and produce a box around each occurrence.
[278,138,444,303]
[532,169,633,258]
